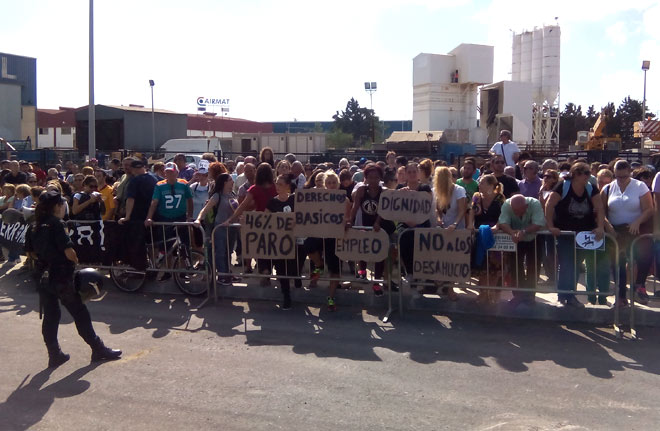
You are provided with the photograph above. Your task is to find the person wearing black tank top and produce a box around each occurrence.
[347,164,391,296]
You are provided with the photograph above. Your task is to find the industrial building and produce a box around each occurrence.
[0,52,37,146]
[412,44,493,152]
[37,107,76,148]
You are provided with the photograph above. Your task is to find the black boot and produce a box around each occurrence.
[47,343,70,368]
[90,337,122,362]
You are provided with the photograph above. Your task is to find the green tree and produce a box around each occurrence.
[332,98,380,146]
[614,96,644,147]
[559,103,586,148]
[326,130,354,149]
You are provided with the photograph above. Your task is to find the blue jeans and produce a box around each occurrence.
[556,236,610,302]
[213,226,236,275]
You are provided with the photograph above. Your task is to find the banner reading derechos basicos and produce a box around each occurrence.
[377,189,433,226]
[241,211,295,259]
[294,189,347,238]
[413,228,472,282]
[335,228,389,262]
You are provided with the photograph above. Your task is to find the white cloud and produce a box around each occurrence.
[606,21,628,46]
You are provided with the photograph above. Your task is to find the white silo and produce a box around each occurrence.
[531,28,544,102]
[520,31,533,82]
[512,33,522,81]
[541,25,560,105]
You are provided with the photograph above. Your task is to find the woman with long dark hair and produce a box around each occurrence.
[25,190,121,368]
[259,147,275,168]
[195,173,238,284]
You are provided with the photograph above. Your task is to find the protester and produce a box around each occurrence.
[489,130,520,168]
[490,155,520,198]
[236,163,256,204]
[435,166,467,230]
[195,173,237,285]
[469,174,505,303]
[72,176,105,221]
[602,160,653,305]
[291,161,306,189]
[189,161,210,220]
[153,162,165,181]
[456,158,478,200]
[5,161,27,185]
[174,154,194,181]
[0,183,16,211]
[94,169,116,221]
[545,162,608,307]
[596,169,614,191]
[265,174,297,309]
[348,164,391,296]
[498,194,546,308]
[259,147,275,168]
[518,160,542,199]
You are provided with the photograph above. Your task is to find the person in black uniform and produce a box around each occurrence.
[25,190,122,368]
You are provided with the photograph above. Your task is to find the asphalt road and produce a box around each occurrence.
[1,266,660,431]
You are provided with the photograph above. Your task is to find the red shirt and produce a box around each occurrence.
[248,184,277,211]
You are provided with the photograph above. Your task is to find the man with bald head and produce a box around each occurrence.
[498,194,546,308]
[233,156,256,194]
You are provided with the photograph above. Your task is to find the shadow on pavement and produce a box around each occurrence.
[2,269,660,383]
[0,363,101,431]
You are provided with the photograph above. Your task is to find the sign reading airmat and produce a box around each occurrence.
[377,189,433,225]
[335,228,389,262]
[242,211,295,259]
[294,189,347,238]
[413,228,472,282]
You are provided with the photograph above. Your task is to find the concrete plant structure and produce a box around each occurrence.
[412,44,493,151]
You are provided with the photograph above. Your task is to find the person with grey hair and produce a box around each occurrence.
[541,159,558,174]
[498,194,546,308]
[517,160,541,198]
[291,161,306,189]
[284,153,296,164]
[489,129,520,168]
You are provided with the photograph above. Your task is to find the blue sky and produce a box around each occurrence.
[1,0,658,122]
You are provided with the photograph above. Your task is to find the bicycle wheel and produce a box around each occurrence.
[173,250,208,296]
[110,260,147,293]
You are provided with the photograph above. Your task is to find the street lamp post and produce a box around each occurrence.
[642,61,650,122]
[149,79,155,153]
[88,0,95,160]
[364,82,377,143]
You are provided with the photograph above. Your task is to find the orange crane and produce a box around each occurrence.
[575,113,621,150]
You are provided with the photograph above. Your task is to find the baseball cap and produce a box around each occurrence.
[164,162,179,173]
[198,160,209,174]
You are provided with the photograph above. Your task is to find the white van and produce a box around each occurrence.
[160,137,223,158]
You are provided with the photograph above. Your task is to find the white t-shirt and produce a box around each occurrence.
[295,173,306,190]
[652,172,660,193]
[606,178,649,226]
[490,141,520,167]
[189,182,209,219]
[233,173,247,195]
[438,184,467,228]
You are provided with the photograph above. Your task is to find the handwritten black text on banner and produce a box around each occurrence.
[377,189,433,226]
[242,211,295,259]
[335,228,389,262]
[413,228,472,282]
[294,189,347,238]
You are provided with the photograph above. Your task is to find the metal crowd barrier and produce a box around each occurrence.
[629,233,659,340]
[66,220,211,304]
[395,228,622,335]
[209,223,393,317]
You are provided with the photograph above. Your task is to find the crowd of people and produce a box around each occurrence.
[4,131,659,312]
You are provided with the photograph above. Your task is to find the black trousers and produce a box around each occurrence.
[512,240,537,301]
[39,285,97,349]
[273,258,298,296]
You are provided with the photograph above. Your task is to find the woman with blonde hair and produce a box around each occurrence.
[434,166,467,230]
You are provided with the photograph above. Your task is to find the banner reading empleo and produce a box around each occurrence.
[294,189,347,238]
[377,189,433,225]
[413,228,472,282]
[241,211,295,259]
[335,228,389,262]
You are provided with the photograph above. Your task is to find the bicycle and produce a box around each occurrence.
[110,224,209,296]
